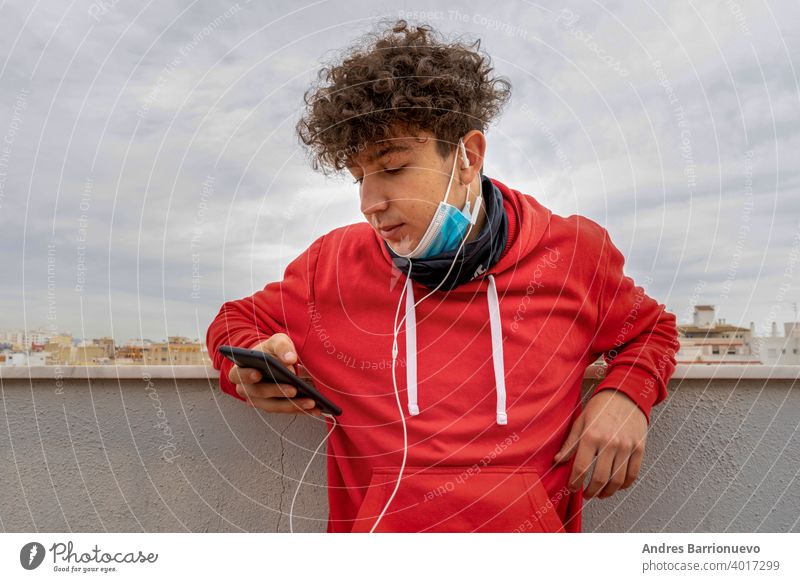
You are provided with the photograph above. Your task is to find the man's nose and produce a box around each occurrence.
[359,180,390,218]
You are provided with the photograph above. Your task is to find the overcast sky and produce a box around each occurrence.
[1,0,798,343]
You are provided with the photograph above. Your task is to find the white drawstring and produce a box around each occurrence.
[486,274,508,425]
[405,276,419,416]
[403,274,507,425]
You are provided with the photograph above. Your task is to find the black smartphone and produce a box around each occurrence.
[218,345,342,416]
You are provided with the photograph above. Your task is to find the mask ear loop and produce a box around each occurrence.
[441,138,467,207]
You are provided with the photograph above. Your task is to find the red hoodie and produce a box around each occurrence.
[206,177,680,533]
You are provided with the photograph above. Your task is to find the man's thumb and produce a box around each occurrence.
[553,416,584,464]
[276,349,297,375]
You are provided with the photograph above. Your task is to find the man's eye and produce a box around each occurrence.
[352,166,403,183]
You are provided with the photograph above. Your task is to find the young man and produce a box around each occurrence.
[206,20,680,533]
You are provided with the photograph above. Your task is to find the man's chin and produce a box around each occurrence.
[385,235,417,255]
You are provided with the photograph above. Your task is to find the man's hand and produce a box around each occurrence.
[227,333,323,417]
[553,389,647,499]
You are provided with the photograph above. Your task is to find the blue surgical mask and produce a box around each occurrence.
[388,138,482,259]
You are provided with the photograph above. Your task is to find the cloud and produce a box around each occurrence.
[1,0,798,340]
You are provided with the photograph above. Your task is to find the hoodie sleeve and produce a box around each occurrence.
[205,235,325,401]
[588,228,680,425]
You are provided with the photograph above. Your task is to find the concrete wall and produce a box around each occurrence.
[1,366,797,532]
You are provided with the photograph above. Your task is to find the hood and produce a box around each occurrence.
[380,177,553,426]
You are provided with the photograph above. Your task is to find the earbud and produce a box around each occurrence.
[458,140,470,169]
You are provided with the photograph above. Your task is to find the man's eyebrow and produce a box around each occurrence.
[369,143,413,162]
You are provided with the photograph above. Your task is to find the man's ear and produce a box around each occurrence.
[460,130,486,182]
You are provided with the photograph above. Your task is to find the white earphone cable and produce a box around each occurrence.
[289,412,338,533]
[370,156,480,532]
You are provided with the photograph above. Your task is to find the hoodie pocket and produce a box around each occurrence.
[350,465,565,533]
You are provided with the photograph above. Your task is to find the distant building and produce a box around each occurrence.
[49,334,74,348]
[70,344,110,366]
[142,336,210,365]
[755,321,800,365]
[37,337,113,366]
[1,332,210,366]
[2,352,48,366]
[93,337,116,359]
[43,342,71,365]
[677,305,760,364]
[115,344,146,365]
[1,328,54,351]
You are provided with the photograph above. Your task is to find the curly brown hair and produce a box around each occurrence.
[296,19,512,174]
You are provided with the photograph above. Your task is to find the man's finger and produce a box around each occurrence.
[248,397,317,414]
[229,365,262,386]
[568,437,597,492]
[554,415,584,464]
[264,334,298,374]
[599,452,629,498]
[622,444,644,489]
[584,443,615,498]
[238,382,298,400]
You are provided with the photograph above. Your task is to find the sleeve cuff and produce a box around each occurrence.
[591,364,663,425]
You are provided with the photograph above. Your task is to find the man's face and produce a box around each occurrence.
[347,130,465,255]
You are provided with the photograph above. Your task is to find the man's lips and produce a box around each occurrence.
[377,223,404,239]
